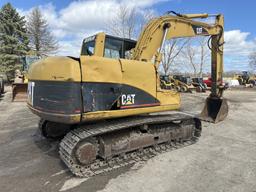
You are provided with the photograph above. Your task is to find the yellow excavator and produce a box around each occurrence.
[27,12,228,177]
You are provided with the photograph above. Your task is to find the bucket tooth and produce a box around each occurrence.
[200,97,228,123]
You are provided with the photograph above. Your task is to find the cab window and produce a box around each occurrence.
[104,36,137,59]
[104,37,122,59]
[123,40,136,59]
[81,36,95,56]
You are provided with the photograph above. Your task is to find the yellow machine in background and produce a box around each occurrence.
[12,56,40,102]
[27,12,228,177]
[171,75,194,92]
[160,75,175,90]
[160,75,194,92]
[233,71,256,87]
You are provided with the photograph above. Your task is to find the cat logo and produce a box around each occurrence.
[196,27,203,34]
[192,25,208,35]
[121,94,136,105]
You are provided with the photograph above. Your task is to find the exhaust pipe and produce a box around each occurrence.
[200,96,228,123]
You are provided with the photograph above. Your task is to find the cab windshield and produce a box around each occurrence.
[104,35,137,59]
[81,36,95,56]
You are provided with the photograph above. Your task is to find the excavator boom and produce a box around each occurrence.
[133,12,228,123]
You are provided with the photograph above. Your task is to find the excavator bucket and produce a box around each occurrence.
[12,83,28,102]
[200,96,228,123]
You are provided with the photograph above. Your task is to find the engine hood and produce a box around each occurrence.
[28,56,81,82]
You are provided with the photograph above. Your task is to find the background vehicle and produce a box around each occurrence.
[192,77,208,92]
[160,75,175,90]
[12,56,40,101]
[203,77,212,87]
[172,75,194,92]
[234,71,255,87]
[204,77,228,90]
[27,12,228,177]
[160,75,194,93]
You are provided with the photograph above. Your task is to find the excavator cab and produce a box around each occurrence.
[81,34,137,59]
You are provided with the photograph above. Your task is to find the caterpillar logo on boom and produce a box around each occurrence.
[121,94,136,105]
[196,27,203,34]
[192,25,208,35]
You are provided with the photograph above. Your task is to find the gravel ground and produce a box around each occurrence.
[0,87,255,192]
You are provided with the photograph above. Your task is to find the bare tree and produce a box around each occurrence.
[182,39,198,76]
[26,7,58,56]
[181,37,210,77]
[139,9,155,32]
[107,5,137,39]
[107,4,156,39]
[142,9,155,22]
[161,39,188,75]
[198,37,210,77]
[249,51,256,72]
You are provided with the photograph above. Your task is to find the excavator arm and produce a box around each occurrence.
[133,13,228,123]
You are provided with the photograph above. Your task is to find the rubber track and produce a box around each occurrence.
[59,113,201,177]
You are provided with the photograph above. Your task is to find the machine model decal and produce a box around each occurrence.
[121,94,136,105]
[83,35,95,43]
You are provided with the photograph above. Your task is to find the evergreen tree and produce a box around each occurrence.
[0,3,29,73]
[27,7,58,56]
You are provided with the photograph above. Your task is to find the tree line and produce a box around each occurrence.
[0,3,58,74]
[1,3,255,76]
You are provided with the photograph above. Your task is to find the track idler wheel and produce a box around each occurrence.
[200,96,228,123]
[39,119,71,139]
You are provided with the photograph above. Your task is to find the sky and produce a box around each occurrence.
[0,0,256,72]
